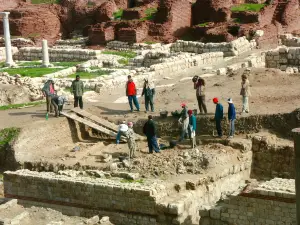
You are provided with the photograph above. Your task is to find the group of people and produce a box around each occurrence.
[42,74,85,117]
[116,115,160,157]
[125,75,156,112]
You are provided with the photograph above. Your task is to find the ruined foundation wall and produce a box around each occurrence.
[201,178,296,225]
[170,37,256,57]
[4,170,166,225]
[13,48,102,62]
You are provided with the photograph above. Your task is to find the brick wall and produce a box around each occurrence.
[88,26,115,45]
[117,24,149,43]
[169,0,191,36]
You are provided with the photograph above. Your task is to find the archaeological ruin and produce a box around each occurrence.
[0,0,300,225]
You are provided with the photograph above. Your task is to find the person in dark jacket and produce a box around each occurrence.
[193,77,207,114]
[71,74,84,109]
[188,110,197,148]
[141,79,155,112]
[227,98,236,139]
[143,115,160,153]
[213,97,223,138]
[126,75,140,112]
[42,78,55,115]
[51,95,68,117]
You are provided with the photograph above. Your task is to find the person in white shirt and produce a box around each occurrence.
[116,121,128,144]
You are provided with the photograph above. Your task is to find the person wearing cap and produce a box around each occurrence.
[193,77,207,114]
[42,78,56,115]
[188,110,197,148]
[116,121,128,144]
[178,103,189,142]
[143,115,160,153]
[71,74,84,109]
[213,98,224,137]
[227,98,236,139]
[141,78,155,112]
[126,75,140,112]
[240,74,251,113]
[126,122,137,158]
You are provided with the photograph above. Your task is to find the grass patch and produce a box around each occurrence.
[0,101,44,111]
[0,127,20,148]
[31,0,60,3]
[233,18,242,24]
[120,179,144,184]
[19,61,41,67]
[87,0,95,7]
[118,58,129,66]
[113,9,123,20]
[102,50,137,58]
[198,22,209,27]
[26,33,41,38]
[140,7,157,21]
[144,41,157,45]
[1,67,62,78]
[0,62,5,68]
[231,3,265,12]
[52,62,83,67]
[67,70,110,79]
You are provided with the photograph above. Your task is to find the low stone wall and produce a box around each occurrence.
[149,52,224,76]
[201,178,296,224]
[280,34,300,47]
[107,41,164,51]
[55,38,88,46]
[265,46,300,72]
[251,134,294,179]
[44,67,77,78]
[13,48,102,62]
[4,170,166,225]
[0,47,19,62]
[170,37,257,57]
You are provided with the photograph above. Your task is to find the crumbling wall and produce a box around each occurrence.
[251,134,295,179]
[170,36,256,56]
[13,47,101,62]
[201,178,296,224]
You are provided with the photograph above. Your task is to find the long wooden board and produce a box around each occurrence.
[61,111,127,141]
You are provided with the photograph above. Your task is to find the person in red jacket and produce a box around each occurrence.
[126,75,140,112]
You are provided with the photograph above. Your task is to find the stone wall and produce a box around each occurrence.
[0,47,18,62]
[13,48,102,62]
[251,133,294,179]
[117,23,149,43]
[280,34,300,47]
[170,37,256,57]
[4,170,165,225]
[107,41,168,51]
[265,46,300,72]
[201,178,296,225]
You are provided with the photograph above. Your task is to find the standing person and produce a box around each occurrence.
[141,79,155,112]
[227,98,236,139]
[178,103,189,142]
[71,74,84,109]
[188,110,197,148]
[116,121,128,144]
[193,77,207,114]
[240,74,251,113]
[126,122,137,158]
[126,75,140,112]
[143,115,160,154]
[213,98,223,138]
[42,78,55,115]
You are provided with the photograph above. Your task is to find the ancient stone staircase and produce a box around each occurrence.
[272,0,289,23]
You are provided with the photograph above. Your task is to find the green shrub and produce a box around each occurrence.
[102,50,137,58]
[113,9,123,20]
[87,0,95,7]
[0,128,20,148]
[31,0,60,4]
[140,7,157,21]
[118,58,129,65]
[231,3,265,12]
[198,22,209,27]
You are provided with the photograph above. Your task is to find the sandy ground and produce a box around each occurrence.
[1,67,300,130]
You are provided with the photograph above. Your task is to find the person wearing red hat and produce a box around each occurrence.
[213,97,223,137]
[178,103,189,142]
[188,110,197,148]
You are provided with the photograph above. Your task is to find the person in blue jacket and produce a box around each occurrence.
[213,97,223,138]
[188,110,196,148]
[227,98,236,139]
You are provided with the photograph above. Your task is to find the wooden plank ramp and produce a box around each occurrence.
[70,108,145,141]
[61,111,127,141]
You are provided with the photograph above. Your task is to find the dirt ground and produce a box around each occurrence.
[1,67,300,130]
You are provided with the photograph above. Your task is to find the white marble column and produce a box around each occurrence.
[42,39,50,67]
[0,12,14,67]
